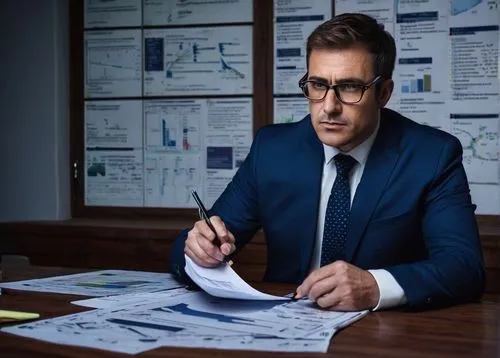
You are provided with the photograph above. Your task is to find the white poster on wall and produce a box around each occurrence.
[335,0,395,35]
[204,98,253,207]
[143,26,253,96]
[273,96,309,124]
[85,149,144,207]
[273,0,332,95]
[84,100,144,207]
[84,29,142,98]
[84,0,141,28]
[143,0,253,25]
[451,113,500,214]
[392,1,449,130]
[143,99,205,208]
[85,100,143,148]
[142,98,252,208]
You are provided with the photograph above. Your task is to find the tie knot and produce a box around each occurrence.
[334,154,357,176]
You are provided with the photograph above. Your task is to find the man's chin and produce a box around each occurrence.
[317,132,349,149]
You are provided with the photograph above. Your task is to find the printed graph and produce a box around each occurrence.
[85,41,141,83]
[401,74,432,93]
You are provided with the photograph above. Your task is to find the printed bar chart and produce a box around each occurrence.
[402,74,432,93]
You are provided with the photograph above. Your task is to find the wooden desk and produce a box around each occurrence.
[0,265,499,358]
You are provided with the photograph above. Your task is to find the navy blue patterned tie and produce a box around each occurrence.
[320,154,357,267]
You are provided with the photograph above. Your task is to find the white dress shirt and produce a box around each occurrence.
[310,115,407,310]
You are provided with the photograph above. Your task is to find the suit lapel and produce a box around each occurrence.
[295,117,324,278]
[345,111,401,261]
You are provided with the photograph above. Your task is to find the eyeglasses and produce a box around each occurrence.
[298,74,383,104]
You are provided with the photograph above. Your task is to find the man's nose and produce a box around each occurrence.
[322,89,342,114]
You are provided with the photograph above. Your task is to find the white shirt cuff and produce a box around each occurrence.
[368,269,407,311]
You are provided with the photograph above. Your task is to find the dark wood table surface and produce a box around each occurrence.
[0,264,498,358]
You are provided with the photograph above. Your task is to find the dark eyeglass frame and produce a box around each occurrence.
[298,74,383,104]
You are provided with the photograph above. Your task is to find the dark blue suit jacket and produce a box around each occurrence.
[171,108,485,309]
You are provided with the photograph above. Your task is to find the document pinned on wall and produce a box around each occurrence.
[84,99,144,207]
[142,98,252,209]
[273,0,332,95]
[447,0,500,214]
[392,0,450,130]
[85,100,143,149]
[143,26,253,96]
[143,99,204,208]
[84,0,141,28]
[0,270,183,297]
[449,1,499,113]
[84,29,142,98]
[85,148,144,207]
[204,98,253,207]
[273,95,309,124]
[143,0,253,25]
[451,113,500,214]
[335,0,395,35]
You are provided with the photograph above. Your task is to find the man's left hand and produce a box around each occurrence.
[294,261,380,311]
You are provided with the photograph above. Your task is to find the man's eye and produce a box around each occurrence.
[339,84,361,92]
[310,82,327,90]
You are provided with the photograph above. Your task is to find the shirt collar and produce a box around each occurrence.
[323,110,380,166]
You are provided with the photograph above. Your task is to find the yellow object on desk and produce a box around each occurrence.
[0,309,40,323]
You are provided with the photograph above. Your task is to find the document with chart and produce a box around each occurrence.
[0,270,183,297]
[143,0,252,25]
[143,26,252,96]
[84,29,142,98]
[84,100,144,207]
[1,289,368,354]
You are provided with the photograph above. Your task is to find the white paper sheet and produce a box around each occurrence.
[72,287,193,308]
[2,290,368,354]
[0,270,183,297]
[184,255,290,300]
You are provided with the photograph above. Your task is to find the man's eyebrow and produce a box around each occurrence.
[335,77,366,84]
[307,75,329,84]
[307,76,367,84]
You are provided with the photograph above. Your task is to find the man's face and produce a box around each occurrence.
[307,46,392,152]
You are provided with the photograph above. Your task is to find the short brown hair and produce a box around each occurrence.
[306,13,396,79]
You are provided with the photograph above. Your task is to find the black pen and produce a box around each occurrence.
[191,189,231,264]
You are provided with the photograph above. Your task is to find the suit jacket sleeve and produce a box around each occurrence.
[386,136,486,308]
[169,128,264,282]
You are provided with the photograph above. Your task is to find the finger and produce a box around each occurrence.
[208,216,237,257]
[315,290,344,310]
[194,219,218,243]
[185,227,224,265]
[191,220,226,259]
[210,216,235,246]
[184,245,220,267]
[196,231,227,262]
[295,264,337,299]
[307,275,339,302]
[220,231,236,256]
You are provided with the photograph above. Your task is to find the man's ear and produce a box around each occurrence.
[377,79,394,108]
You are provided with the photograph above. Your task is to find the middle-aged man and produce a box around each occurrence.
[170,13,485,311]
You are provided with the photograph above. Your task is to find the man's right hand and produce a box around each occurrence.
[184,215,236,267]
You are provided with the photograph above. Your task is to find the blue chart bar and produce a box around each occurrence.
[162,120,176,147]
